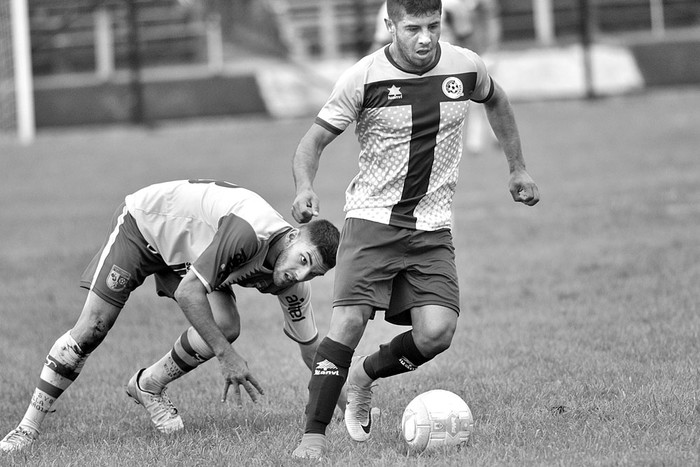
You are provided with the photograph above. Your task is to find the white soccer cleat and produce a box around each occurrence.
[0,426,38,453]
[291,433,327,459]
[344,357,380,442]
[126,369,184,434]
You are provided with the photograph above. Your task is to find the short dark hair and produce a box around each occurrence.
[300,219,339,270]
[387,0,442,22]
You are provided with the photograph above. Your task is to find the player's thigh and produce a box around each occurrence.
[333,218,407,310]
[387,229,460,325]
[81,205,167,308]
[208,289,240,340]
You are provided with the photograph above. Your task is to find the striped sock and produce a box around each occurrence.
[19,331,89,433]
[139,327,214,394]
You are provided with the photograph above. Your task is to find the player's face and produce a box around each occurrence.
[388,8,441,72]
[273,237,328,287]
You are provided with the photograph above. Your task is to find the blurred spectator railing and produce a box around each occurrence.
[24,0,700,75]
[28,0,219,76]
[271,0,700,59]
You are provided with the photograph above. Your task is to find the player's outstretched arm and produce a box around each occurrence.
[292,124,338,223]
[483,80,540,206]
[175,271,264,405]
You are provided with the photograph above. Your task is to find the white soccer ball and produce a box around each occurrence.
[401,389,474,453]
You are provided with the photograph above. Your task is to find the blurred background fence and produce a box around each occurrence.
[2,0,700,141]
[15,0,700,72]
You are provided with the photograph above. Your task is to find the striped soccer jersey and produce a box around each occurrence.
[315,41,494,231]
[124,179,317,343]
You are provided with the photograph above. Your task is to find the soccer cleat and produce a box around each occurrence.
[344,356,380,442]
[0,426,38,453]
[291,433,327,459]
[126,369,184,434]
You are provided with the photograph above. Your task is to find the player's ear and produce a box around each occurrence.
[287,228,300,243]
[385,18,394,35]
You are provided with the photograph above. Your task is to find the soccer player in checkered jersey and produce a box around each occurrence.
[0,179,340,453]
[291,0,539,458]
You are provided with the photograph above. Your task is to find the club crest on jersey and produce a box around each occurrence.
[387,85,402,100]
[106,264,130,292]
[442,77,464,99]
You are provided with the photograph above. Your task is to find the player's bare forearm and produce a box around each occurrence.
[176,272,264,403]
[484,81,540,206]
[291,124,338,222]
[174,272,231,358]
[293,145,319,195]
[483,81,527,174]
[292,124,332,192]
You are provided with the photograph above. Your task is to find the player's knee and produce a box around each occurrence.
[71,320,110,351]
[73,294,121,352]
[327,306,371,346]
[414,325,456,358]
[220,322,241,343]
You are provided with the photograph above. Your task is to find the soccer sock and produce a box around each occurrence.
[304,337,354,435]
[140,327,214,394]
[364,331,431,380]
[19,331,89,433]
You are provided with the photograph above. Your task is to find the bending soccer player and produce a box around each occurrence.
[0,179,340,453]
[291,0,539,458]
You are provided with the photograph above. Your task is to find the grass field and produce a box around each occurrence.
[1,87,699,466]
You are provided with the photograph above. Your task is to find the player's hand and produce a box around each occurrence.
[509,170,540,206]
[292,189,320,223]
[218,348,264,406]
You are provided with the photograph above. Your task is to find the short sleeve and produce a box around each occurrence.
[462,48,494,103]
[276,281,318,344]
[316,58,370,134]
[190,214,259,293]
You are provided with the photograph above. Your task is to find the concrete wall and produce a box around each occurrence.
[34,73,267,127]
[629,37,700,86]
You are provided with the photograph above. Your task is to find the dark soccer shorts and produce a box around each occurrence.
[333,218,460,325]
[80,203,180,307]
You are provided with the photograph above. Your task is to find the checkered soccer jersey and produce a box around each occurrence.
[124,179,318,344]
[315,42,494,231]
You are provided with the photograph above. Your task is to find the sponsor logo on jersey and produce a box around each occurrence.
[284,294,306,322]
[398,356,417,371]
[387,85,403,100]
[314,359,340,376]
[442,77,464,99]
[106,264,131,292]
